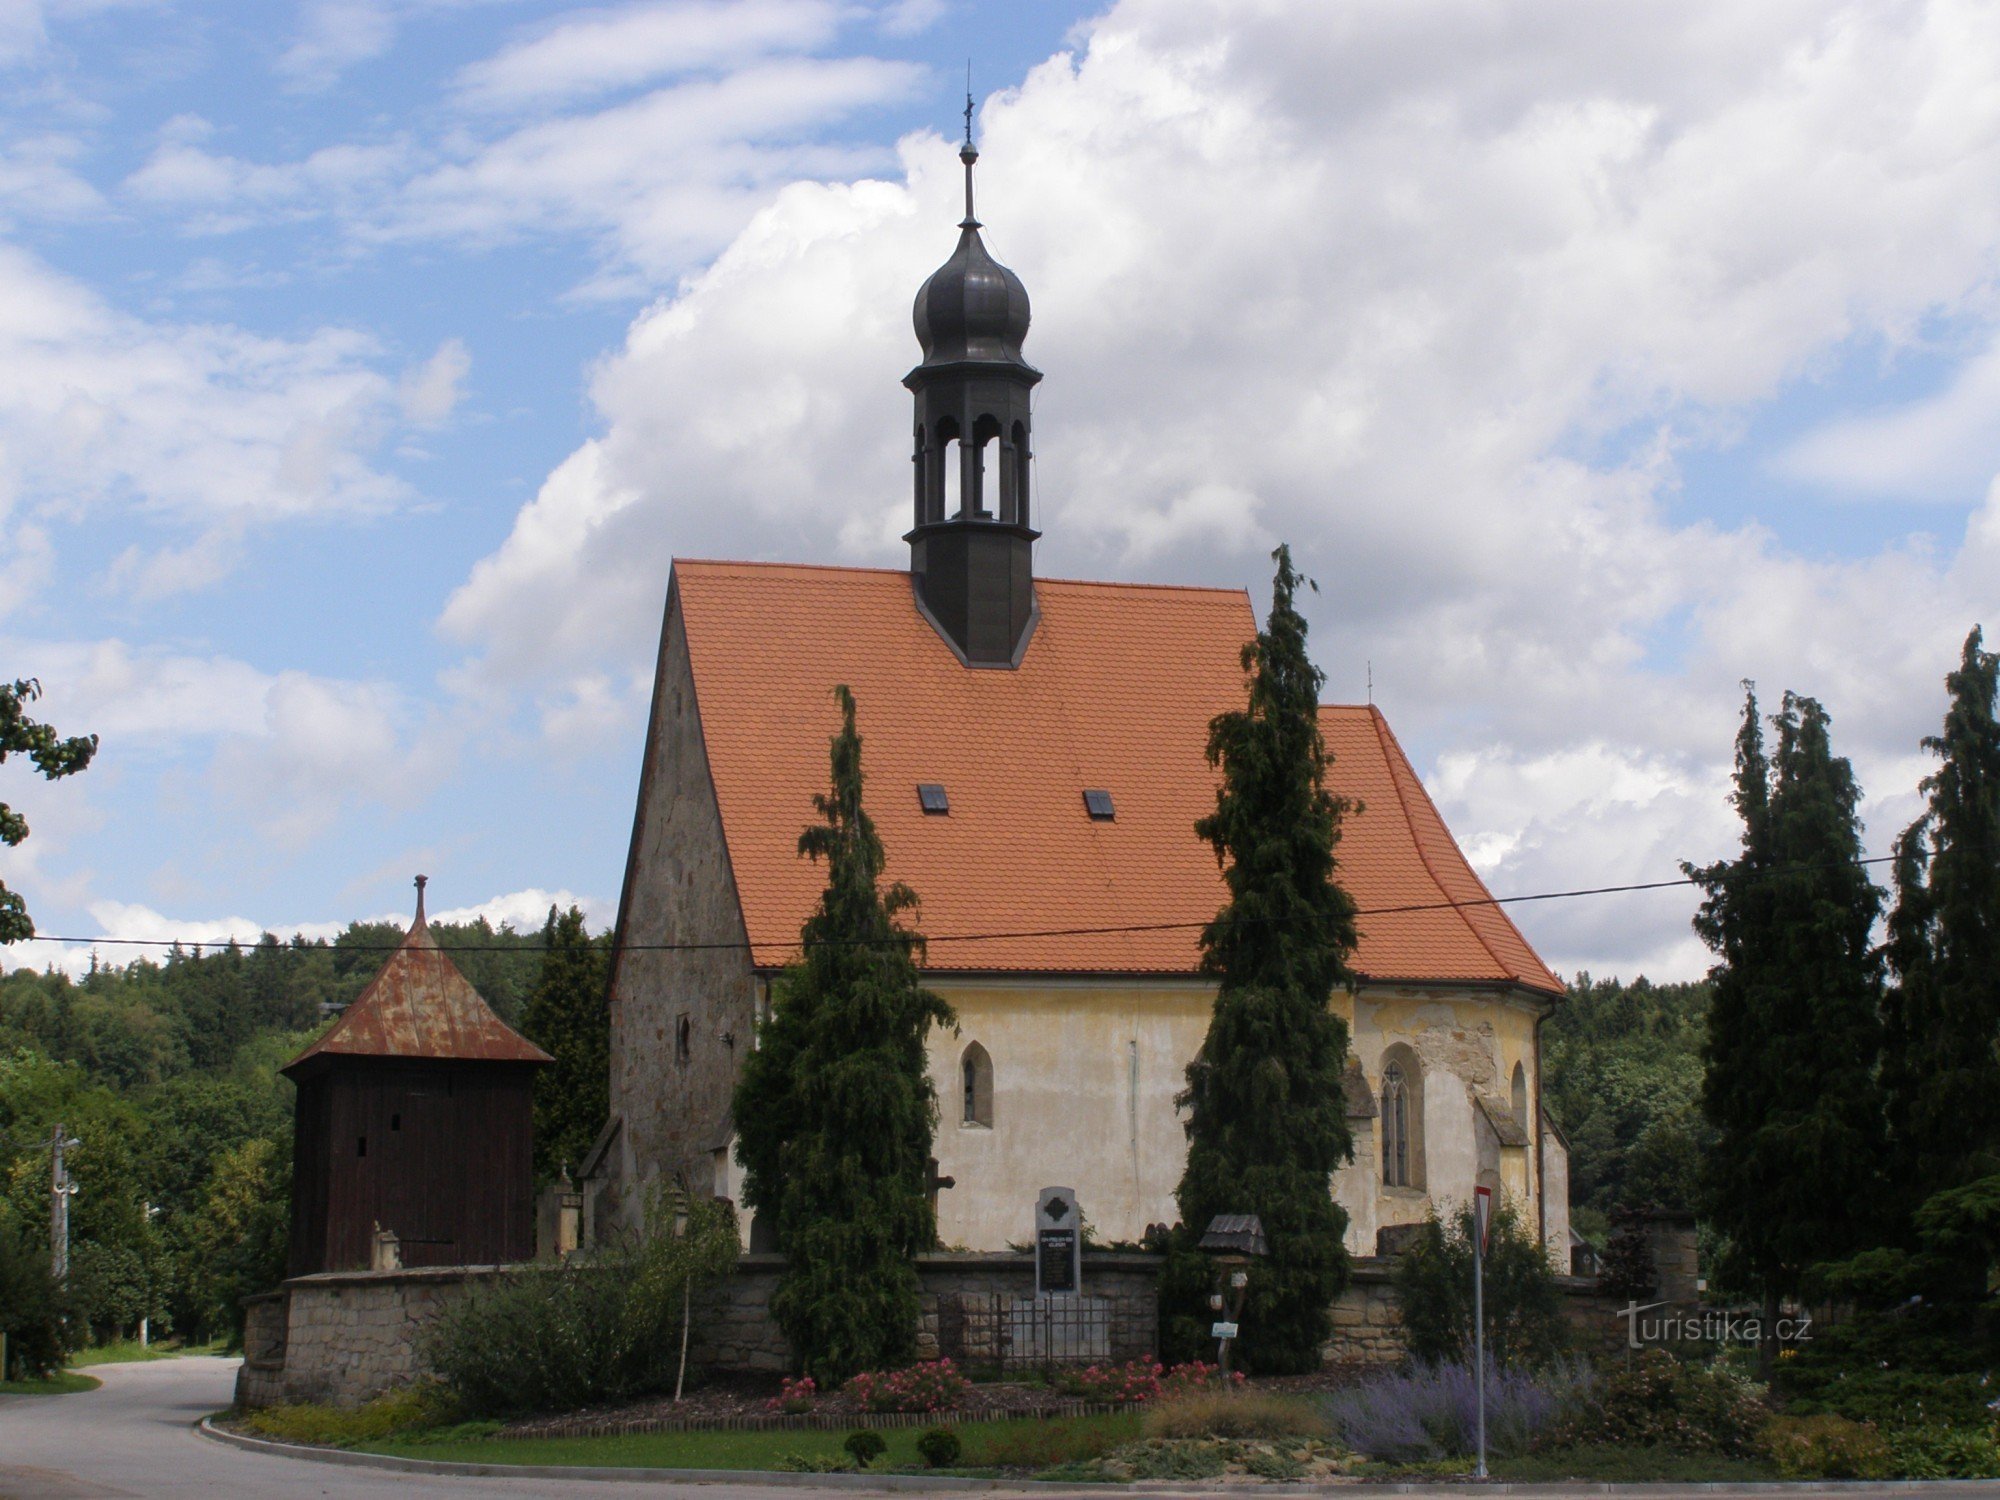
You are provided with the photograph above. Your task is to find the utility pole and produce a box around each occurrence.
[50,1123,80,1283]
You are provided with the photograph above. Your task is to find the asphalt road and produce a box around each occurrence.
[0,1357,909,1500]
[9,1356,2000,1499]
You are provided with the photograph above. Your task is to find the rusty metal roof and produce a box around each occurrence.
[284,881,551,1073]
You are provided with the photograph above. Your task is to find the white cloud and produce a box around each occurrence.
[398,336,470,426]
[0,242,444,601]
[387,56,920,278]
[0,133,103,221]
[1778,333,2000,500]
[0,884,612,977]
[2,637,458,849]
[430,885,613,932]
[453,0,842,114]
[208,671,458,847]
[277,0,398,92]
[441,0,2000,978]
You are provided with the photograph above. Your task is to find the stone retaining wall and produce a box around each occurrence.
[235,1250,1163,1409]
[236,1246,1632,1410]
[1323,1258,1628,1364]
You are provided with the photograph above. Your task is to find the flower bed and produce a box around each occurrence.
[843,1360,972,1415]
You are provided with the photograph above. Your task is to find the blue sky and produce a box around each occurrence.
[1,0,1996,980]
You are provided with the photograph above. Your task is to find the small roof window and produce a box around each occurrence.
[918,783,950,815]
[1083,789,1115,821]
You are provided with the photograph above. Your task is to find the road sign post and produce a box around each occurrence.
[1473,1184,1491,1480]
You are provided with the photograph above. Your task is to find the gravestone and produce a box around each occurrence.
[1035,1186,1082,1296]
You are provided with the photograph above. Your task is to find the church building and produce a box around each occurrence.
[595,132,1571,1264]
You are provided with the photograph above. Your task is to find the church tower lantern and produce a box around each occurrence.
[905,101,1041,666]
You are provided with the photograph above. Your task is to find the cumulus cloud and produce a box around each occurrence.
[441,0,2000,978]
[1778,333,2000,501]
[0,242,442,602]
[113,10,922,292]
[452,0,842,113]
[398,336,470,426]
[276,0,398,92]
[430,885,613,932]
[5,637,457,850]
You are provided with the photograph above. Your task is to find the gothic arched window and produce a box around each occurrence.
[1380,1045,1425,1189]
[961,1041,993,1128]
[1511,1060,1528,1129]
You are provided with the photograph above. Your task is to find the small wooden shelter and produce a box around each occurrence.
[283,877,551,1275]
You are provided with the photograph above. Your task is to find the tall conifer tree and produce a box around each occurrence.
[1687,688,1884,1349]
[520,904,609,1184]
[1882,627,2000,1208]
[733,687,953,1383]
[1175,545,1359,1375]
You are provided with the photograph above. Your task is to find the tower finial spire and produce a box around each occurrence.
[960,69,978,229]
[413,873,428,926]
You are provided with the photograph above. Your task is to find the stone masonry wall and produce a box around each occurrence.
[1324,1259,1629,1365]
[238,1248,1640,1408]
[232,1265,504,1410]
[237,1251,1163,1409]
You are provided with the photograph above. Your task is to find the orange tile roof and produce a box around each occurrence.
[284,906,553,1073]
[674,560,1560,996]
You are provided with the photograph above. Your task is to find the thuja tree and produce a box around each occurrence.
[732,686,954,1383]
[1882,627,2000,1215]
[520,904,609,1185]
[1686,687,1885,1361]
[1173,544,1359,1375]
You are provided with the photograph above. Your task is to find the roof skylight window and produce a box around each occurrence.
[1083,789,1115,820]
[918,783,950,815]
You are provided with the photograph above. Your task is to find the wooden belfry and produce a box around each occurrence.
[283,877,551,1275]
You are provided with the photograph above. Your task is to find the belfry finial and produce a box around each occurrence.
[960,74,979,228]
[414,873,428,925]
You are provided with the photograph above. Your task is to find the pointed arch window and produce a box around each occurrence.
[1511,1060,1528,1128]
[961,1041,993,1128]
[1380,1044,1425,1189]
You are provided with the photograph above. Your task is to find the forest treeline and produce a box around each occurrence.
[1542,972,1711,1239]
[0,917,559,1345]
[1,893,1704,1351]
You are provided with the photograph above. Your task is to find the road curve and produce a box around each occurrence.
[0,1356,909,1499]
[10,1355,2000,1499]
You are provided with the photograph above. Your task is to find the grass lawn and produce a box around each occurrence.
[1492,1444,1779,1483]
[74,1337,226,1367]
[0,1371,101,1396]
[361,1411,1143,1473]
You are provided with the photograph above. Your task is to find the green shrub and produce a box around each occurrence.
[1887,1424,2000,1479]
[1542,1349,1767,1456]
[916,1425,962,1468]
[842,1430,885,1468]
[775,1452,853,1472]
[1772,1303,2000,1427]
[421,1194,737,1417]
[1779,1366,1993,1428]
[1142,1389,1320,1441]
[1393,1199,1567,1368]
[0,1209,75,1378]
[1761,1414,1892,1479]
[238,1383,457,1446]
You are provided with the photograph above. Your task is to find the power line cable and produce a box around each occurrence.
[20,854,1899,957]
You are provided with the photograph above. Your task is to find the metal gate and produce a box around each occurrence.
[934,1293,1111,1370]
